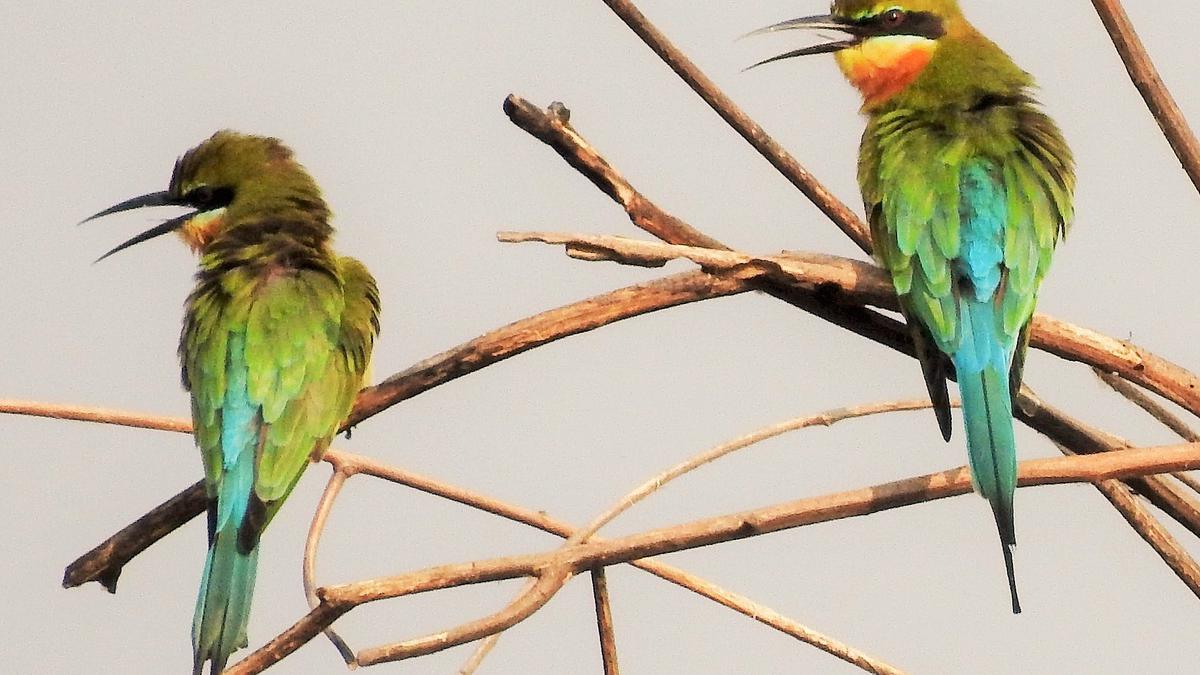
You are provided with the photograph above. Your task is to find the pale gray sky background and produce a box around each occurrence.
[4,2,1199,673]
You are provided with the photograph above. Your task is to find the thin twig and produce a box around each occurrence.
[1052,441,1200,598]
[1172,473,1200,497]
[26,236,1200,589]
[1095,368,1200,442]
[316,448,1200,609]
[40,272,747,587]
[309,449,905,674]
[503,94,914,360]
[643,563,904,675]
[566,399,938,547]
[355,568,572,666]
[303,466,356,667]
[596,0,872,251]
[344,400,930,670]
[1018,388,1200,540]
[1094,368,1200,498]
[458,636,500,675]
[0,400,192,433]
[496,229,1200,419]
[497,231,891,306]
[28,399,904,675]
[591,568,620,675]
[1091,0,1200,193]
[226,441,1200,674]
[1094,477,1200,595]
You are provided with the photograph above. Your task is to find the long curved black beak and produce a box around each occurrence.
[744,14,862,71]
[81,190,196,262]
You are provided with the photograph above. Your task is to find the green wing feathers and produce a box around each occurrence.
[182,254,380,522]
[861,103,1074,416]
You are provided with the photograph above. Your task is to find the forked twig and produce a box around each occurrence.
[597,0,872,251]
[295,417,915,673]
[225,441,1200,674]
[566,400,940,547]
[452,400,939,674]
[303,467,356,666]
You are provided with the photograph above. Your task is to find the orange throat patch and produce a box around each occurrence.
[835,36,937,107]
[177,208,226,252]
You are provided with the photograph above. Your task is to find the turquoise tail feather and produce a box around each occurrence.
[193,332,261,674]
[192,523,259,674]
[953,295,1021,614]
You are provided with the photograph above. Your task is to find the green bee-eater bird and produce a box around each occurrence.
[751,1,1074,612]
[84,130,380,672]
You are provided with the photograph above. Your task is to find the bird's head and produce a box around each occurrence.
[748,1,968,108]
[84,130,328,260]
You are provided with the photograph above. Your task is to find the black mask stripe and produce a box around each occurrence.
[856,11,945,40]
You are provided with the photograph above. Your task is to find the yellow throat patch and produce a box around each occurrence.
[835,35,938,106]
[178,207,227,252]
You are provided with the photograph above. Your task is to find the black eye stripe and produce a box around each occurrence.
[855,10,945,40]
[184,186,235,210]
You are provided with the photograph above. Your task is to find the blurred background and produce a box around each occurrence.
[3,1,1198,672]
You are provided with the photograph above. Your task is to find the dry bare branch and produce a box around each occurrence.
[356,569,573,665]
[341,400,940,670]
[1090,0,1200,193]
[1093,477,1200,594]
[497,230,1200,419]
[226,441,1200,674]
[1093,368,1200,499]
[595,0,873,251]
[1017,389,1200,541]
[566,399,940,547]
[61,475,204,592]
[591,568,620,675]
[1053,440,1200,598]
[469,400,937,675]
[7,400,911,674]
[299,449,908,675]
[459,636,500,675]
[303,467,356,666]
[1095,368,1200,443]
[23,234,1200,591]
[503,94,914,360]
[498,231,891,305]
[40,272,746,587]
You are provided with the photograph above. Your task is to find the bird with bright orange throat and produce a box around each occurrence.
[750,1,1076,613]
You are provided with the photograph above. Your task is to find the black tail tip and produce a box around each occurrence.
[1002,542,1021,614]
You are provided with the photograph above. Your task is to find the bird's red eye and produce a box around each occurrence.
[882,8,906,26]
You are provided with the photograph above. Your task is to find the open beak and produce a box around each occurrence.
[81,190,196,262]
[744,14,863,70]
